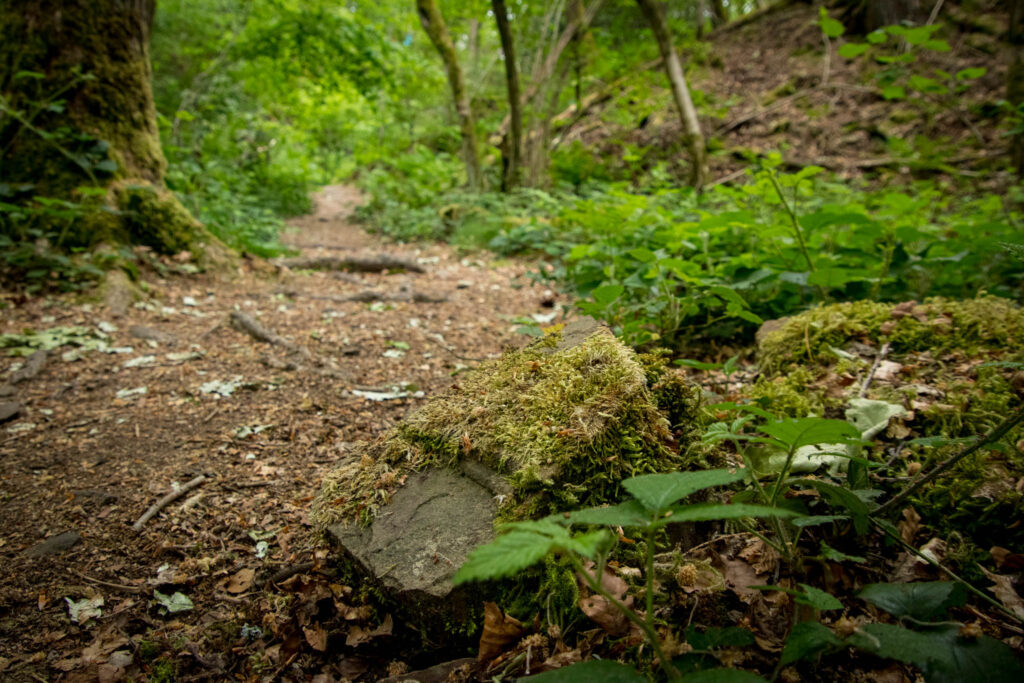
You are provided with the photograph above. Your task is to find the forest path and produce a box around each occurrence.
[0,186,561,679]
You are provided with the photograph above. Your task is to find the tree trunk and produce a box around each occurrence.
[416,0,482,190]
[491,0,523,190]
[1010,0,1024,175]
[0,0,220,259]
[838,0,923,34]
[710,0,729,27]
[635,0,707,189]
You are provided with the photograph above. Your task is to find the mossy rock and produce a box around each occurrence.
[311,318,712,637]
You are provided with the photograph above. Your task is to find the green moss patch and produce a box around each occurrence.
[313,322,713,530]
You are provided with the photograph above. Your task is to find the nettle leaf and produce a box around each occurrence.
[760,419,860,451]
[679,669,768,682]
[780,621,843,666]
[524,659,646,682]
[453,530,561,584]
[562,500,652,528]
[838,42,870,59]
[566,529,615,558]
[623,469,745,513]
[858,581,967,621]
[796,479,871,534]
[850,623,1024,683]
[796,584,844,611]
[820,541,866,563]
[660,503,800,527]
[684,625,756,650]
[591,284,624,305]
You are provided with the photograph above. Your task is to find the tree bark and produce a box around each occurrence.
[491,0,522,190]
[416,0,482,190]
[0,0,221,259]
[710,0,729,27]
[837,0,923,34]
[1010,0,1024,175]
[635,0,707,189]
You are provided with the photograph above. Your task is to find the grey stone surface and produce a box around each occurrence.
[329,468,497,604]
[25,531,82,558]
[0,401,21,424]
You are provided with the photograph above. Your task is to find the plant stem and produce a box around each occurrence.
[876,404,1024,516]
[570,554,681,680]
[766,172,829,301]
[871,520,1024,626]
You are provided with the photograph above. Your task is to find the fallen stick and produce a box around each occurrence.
[229,311,311,359]
[281,288,447,304]
[259,560,316,588]
[859,341,891,398]
[273,254,425,274]
[133,475,207,530]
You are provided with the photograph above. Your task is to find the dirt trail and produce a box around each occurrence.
[0,187,560,680]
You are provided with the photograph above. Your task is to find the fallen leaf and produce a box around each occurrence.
[898,507,921,544]
[227,568,255,594]
[579,593,638,637]
[66,595,104,624]
[717,554,763,602]
[477,602,525,662]
[345,614,393,647]
[980,567,1024,619]
[303,624,328,652]
[990,546,1024,571]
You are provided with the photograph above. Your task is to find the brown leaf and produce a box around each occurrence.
[990,546,1024,571]
[578,562,628,600]
[579,593,633,637]
[717,554,763,602]
[898,507,921,544]
[534,649,581,673]
[477,602,525,663]
[226,568,255,594]
[303,624,328,652]
[980,567,1024,619]
[345,614,394,647]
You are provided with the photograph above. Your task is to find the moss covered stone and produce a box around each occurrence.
[313,319,708,531]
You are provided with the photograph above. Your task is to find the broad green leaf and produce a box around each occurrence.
[680,669,768,682]
[807,267,872,288]
[867,30,887,44]
[627,247,656,262]
[903,25,940,46]
[623,469,745,513]
[797,584,843,610]
[684,626,755,650]
[660,503,800,527]
[838,43,870,59]
[923,39,951,52]
[882,85,906,100]
[819,17,845,38]
[566,529,615,558]
[676,358,722,371]
[791,515,848,528]
[796,479,871,534]
[524,659,646,682]
[780,621,842,666]
[563,500,653,528]
[956,67,986,80]
[591,284,624,305]
[760,419,860,451]
[453,531,558,584]
[819,541,866,563]
[850,623,1024,683]
[858,581,967,621]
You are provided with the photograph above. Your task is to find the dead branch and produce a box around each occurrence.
[259,560,316,588]
[228,311,312,360]
[280,288,447,304]
[133,475,207,530]
[859,342,891,398]
[273,254,425,274]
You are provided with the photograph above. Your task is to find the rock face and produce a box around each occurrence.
[314,317,703,633]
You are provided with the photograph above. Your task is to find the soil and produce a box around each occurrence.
[0,186,562,681]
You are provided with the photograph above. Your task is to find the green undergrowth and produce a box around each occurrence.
[312,324,719,530]
[748,295,1024,567]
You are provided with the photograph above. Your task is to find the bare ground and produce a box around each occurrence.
[0,187,562,681]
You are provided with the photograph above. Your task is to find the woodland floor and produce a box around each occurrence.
[0,186,563,681]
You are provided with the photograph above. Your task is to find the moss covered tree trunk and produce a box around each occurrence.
[0,0,221,259]
[415,0,482,191]
[635,0,707,189]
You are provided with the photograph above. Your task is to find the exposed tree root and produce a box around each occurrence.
[273,254,425,274]
[133,475,207,531]
[280,288,447,304]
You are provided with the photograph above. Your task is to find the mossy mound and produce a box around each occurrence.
[751,296,1024,569]
[757,295,1024,375]
[313,319,710,530]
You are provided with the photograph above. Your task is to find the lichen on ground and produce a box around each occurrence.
[313,323,712,529]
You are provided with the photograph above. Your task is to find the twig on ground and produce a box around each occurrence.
[228,311,312,360]
[280,288,447,304]
[132,475,207,531]
[74,570,142,593]
[259,560,316,588]
[859,342,891,398]
[273,254,425,274]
